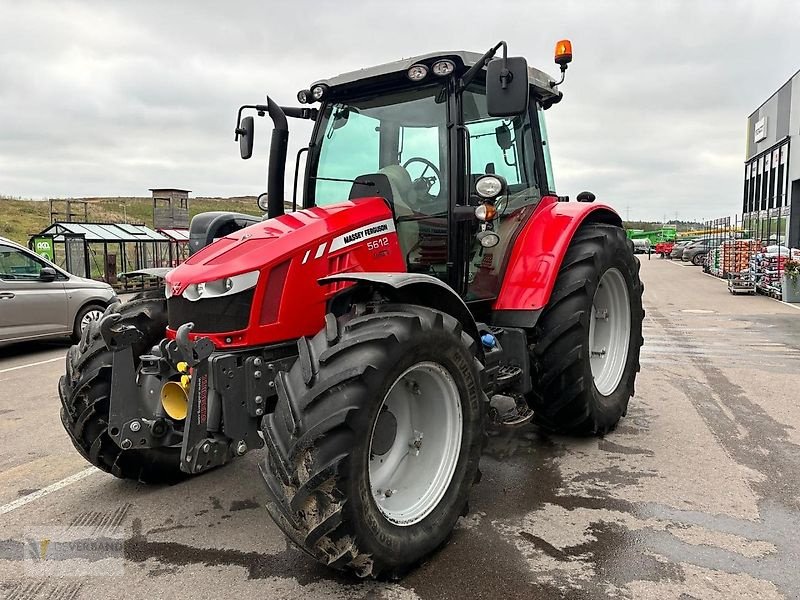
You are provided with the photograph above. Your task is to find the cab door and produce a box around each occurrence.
[0,244,69,343]
[460,84,543,301]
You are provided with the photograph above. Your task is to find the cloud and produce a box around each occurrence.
[0,0,798,220]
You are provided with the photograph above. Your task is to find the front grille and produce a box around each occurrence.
[168,288,254,333]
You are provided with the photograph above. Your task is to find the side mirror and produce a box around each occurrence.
[486,56,529,117]
[39,267,57,282]
[495,124,513,150]
[238,116,254,159]
[332,107,351,131]
[256,193,269,212]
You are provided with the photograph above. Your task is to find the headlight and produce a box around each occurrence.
[297,89,311,104]
[407,64,428,82]
[475,175,505,199]
[432,59,455,76]
[477,230,500,248]
[181,270,260,302]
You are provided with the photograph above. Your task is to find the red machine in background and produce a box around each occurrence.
[656,241,675,257]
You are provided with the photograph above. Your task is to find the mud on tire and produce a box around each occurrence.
[260,305,483,578]
[527,223,644,435]
[58,292,184,483]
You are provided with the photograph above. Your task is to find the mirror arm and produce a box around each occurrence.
[459,40,507,91]
[281,107,319,120]
[234,104,268,140]
[497,41,512,89]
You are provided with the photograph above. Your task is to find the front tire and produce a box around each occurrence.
[527,223,644,435]
[59,295,184,483]
[260,305,483,577]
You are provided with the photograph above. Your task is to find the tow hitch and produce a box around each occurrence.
[101,315,294,475]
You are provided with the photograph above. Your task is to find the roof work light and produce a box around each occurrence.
[407,64,429,82]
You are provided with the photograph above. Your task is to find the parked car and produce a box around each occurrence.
[0,236,117,346]
[682,240,713,266]
[632,238,651,254]
[669,240,694,260]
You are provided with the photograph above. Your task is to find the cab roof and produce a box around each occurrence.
[312,50,561,103]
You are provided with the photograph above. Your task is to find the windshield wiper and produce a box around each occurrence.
[309,176,375,185]
[396,211,447,222]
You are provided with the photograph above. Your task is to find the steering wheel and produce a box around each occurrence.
[402,157,441,205]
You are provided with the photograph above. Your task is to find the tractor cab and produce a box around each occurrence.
[234,43,569,304]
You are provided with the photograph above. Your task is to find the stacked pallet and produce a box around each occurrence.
[751,246,800,297]
[708,246,722,276]
[721,239,761,276]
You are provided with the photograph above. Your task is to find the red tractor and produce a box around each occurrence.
[60,41,643,577]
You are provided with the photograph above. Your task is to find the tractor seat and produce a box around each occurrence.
[378,164,419,258]
[378,164,418,216]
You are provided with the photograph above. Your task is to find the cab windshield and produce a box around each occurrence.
[309,84,449,212]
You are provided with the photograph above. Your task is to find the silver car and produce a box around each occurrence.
[0,236,117,345]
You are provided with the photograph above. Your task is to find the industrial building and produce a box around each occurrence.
[742,69,800,246]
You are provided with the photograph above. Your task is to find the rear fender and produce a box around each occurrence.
[319,272,482,360]
[493,196,622,318]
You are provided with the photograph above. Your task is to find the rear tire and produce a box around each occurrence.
[59,295,185,483]
[527,224,644,435]
[260,305,483,577]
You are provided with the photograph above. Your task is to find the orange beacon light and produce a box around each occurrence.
[555,40,573,66]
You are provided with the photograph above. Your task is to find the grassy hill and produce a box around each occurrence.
[0,196,261,245]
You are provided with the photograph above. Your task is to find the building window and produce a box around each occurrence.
[764,154,775,208]
[756,157,763,210]
[780,144,789,208]
[743,164,750,213]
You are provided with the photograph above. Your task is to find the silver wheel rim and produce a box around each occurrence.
[80,309,104,332]
[589,268,631,396]
[368,361,463,527]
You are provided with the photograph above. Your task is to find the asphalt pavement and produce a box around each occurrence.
[1,258,799,599]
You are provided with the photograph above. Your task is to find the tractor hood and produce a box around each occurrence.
[166,197,394,295]
[163,196,406,348]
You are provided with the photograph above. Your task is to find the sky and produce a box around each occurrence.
[0,0,798,221]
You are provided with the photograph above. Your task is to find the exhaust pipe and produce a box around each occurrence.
[266,96,288,219]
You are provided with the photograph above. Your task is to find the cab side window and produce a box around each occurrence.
[0,245,45,280]
[463,84,539,205]
[468,119,526,186]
